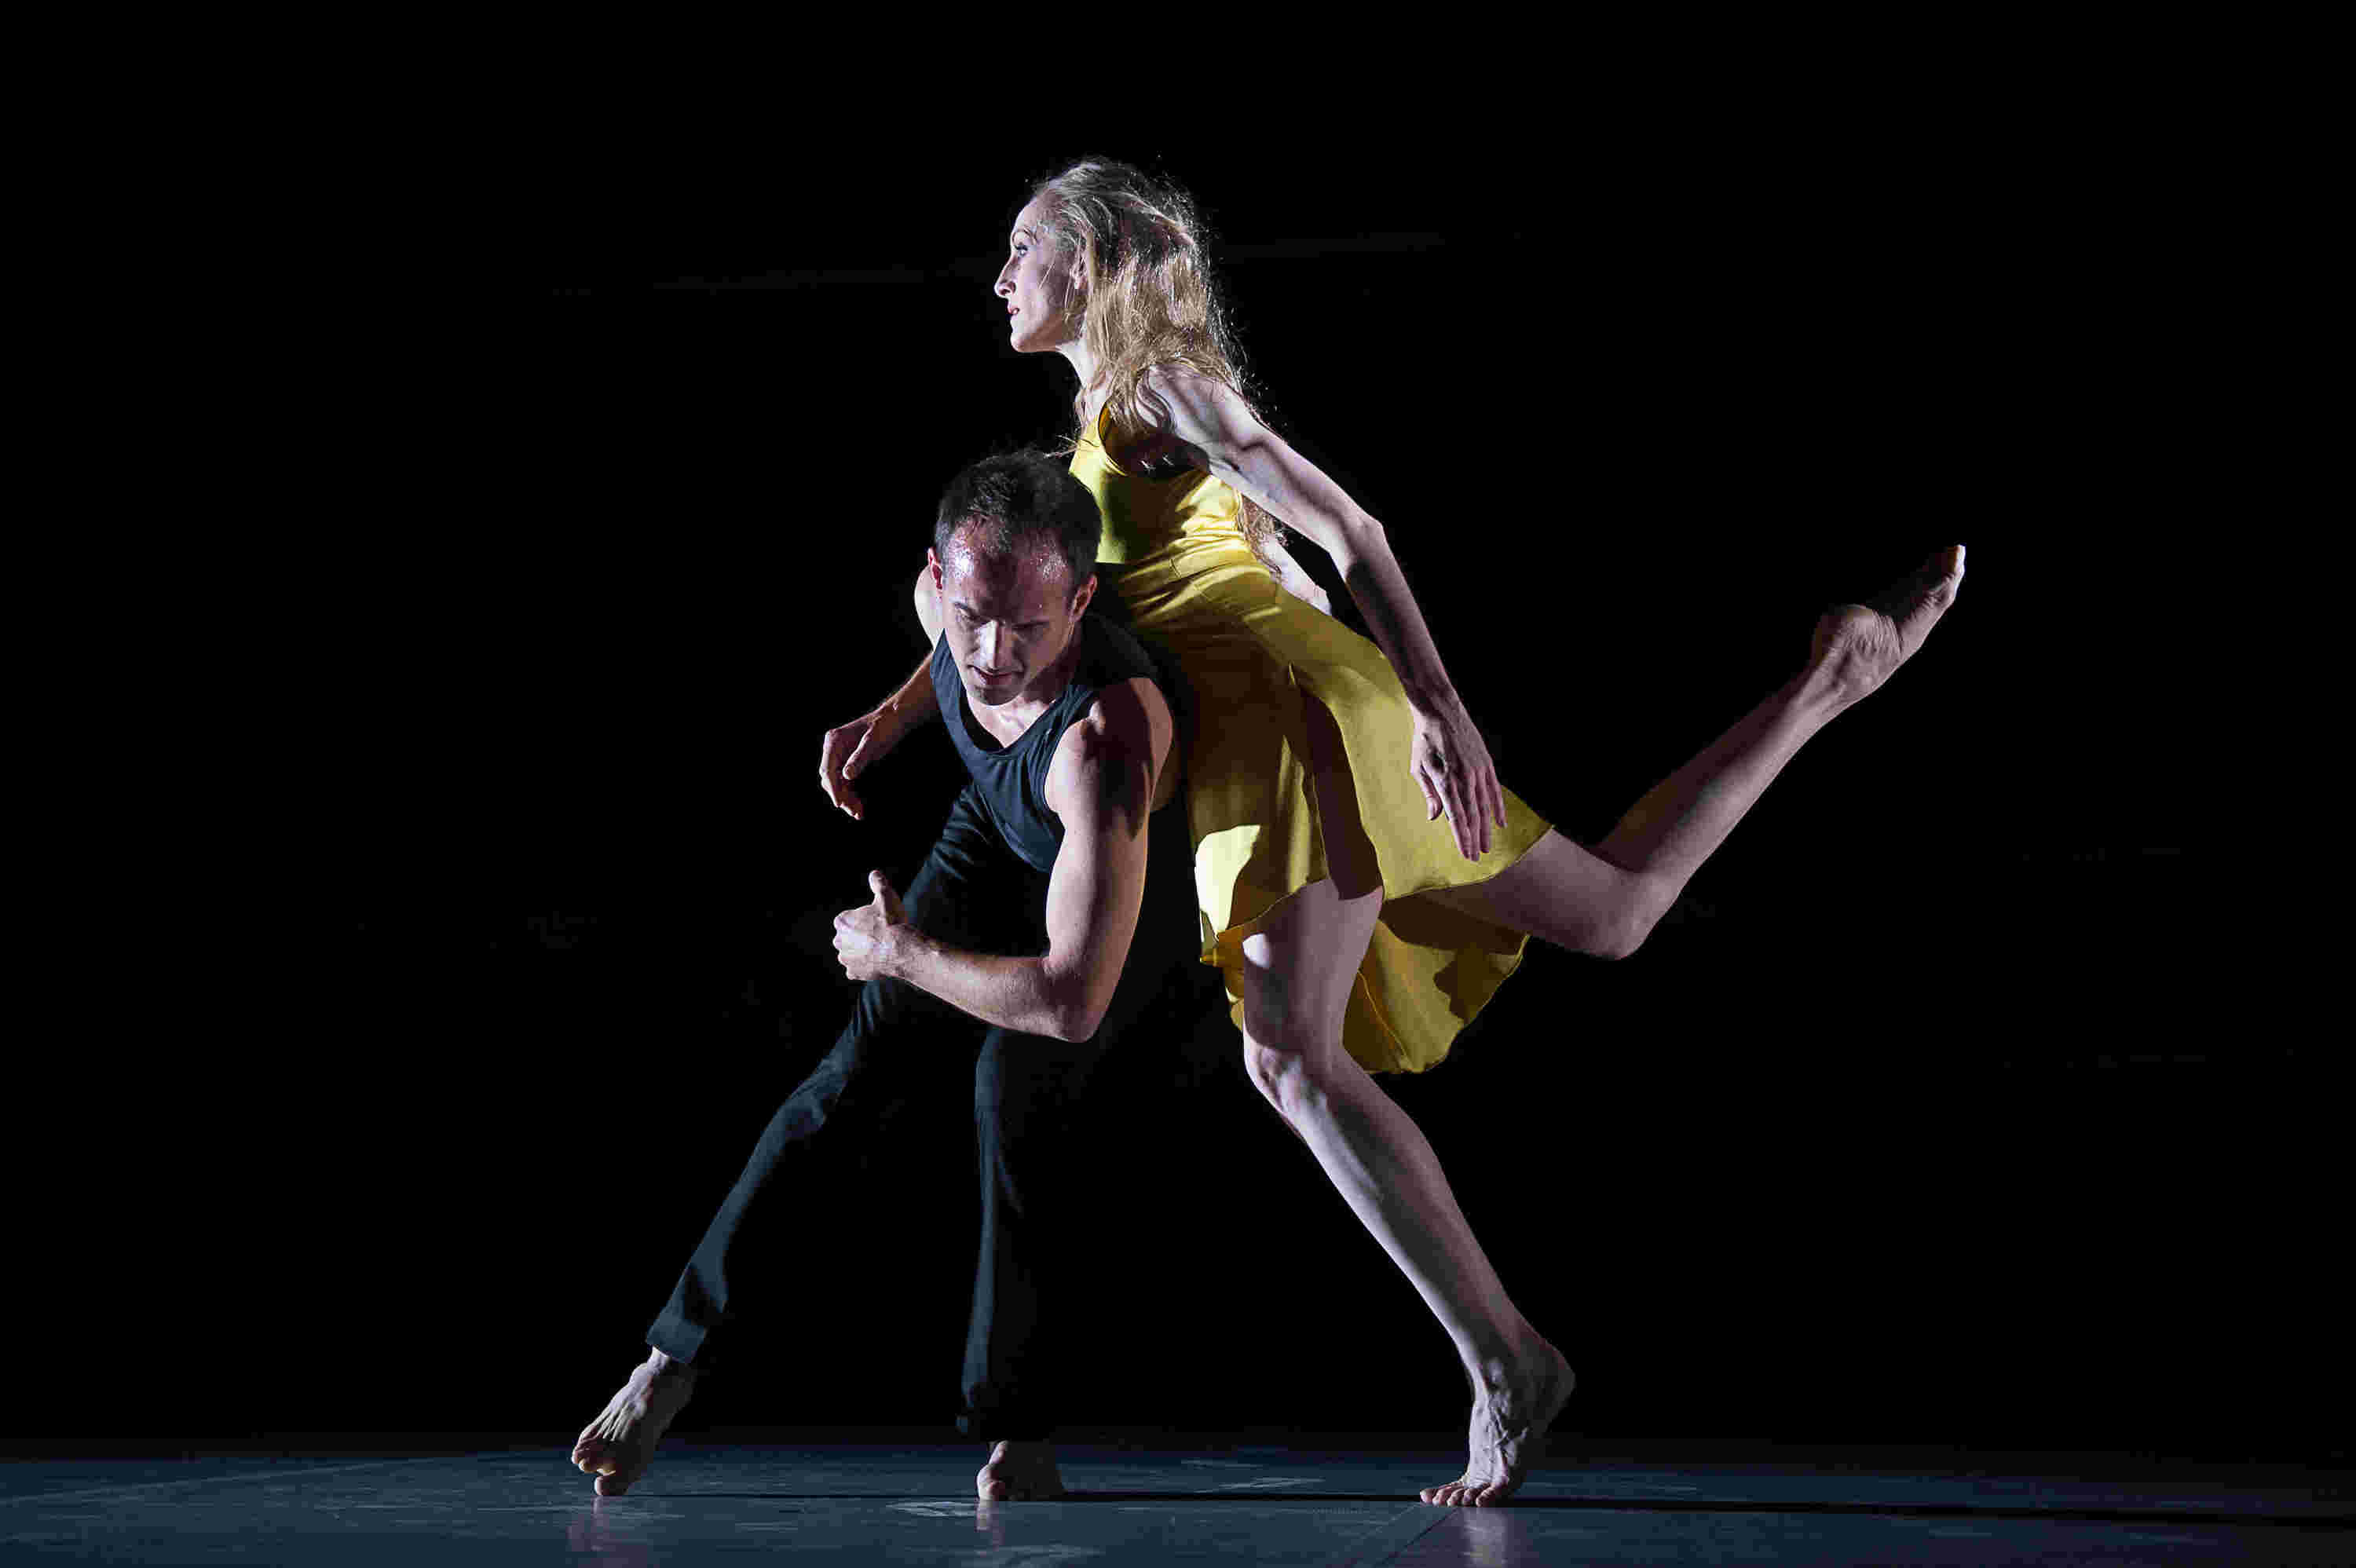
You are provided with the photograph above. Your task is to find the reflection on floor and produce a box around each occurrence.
[5,1438,2351,1565]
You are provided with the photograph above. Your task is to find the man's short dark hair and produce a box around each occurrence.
[933,450,1101,596]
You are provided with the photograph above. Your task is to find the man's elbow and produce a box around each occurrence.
[1045,971,1114,1043]
[1051,996,1109,1044]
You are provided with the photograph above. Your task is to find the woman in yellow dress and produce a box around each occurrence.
[829,157,1964,1506]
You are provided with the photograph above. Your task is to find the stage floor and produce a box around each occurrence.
[5,1438,2351,1565]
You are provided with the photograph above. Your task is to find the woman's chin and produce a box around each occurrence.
[1008,321,1067,355]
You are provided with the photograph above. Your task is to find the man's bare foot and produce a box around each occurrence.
[1420,1336,1574,1508]
[1808,543,1966,709]
[976,1438,1065,1501]
[573,1349,697,1497]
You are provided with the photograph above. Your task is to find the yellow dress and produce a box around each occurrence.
[1070,406,1553,1074]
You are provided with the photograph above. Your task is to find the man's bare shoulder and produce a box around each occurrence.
[1047,677,1171,827]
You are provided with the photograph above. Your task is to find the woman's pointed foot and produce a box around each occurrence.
[1807,543,1966,708]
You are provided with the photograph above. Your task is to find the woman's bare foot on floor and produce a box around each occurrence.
[573,1350,697,1497]
[977,1439,1064,1500]
[1421,1336,1574,1508]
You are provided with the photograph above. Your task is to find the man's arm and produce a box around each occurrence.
[847,678,1171,1041]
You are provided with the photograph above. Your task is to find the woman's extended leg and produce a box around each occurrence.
[1237,692,1572,1508]
[1424,546,1966,952]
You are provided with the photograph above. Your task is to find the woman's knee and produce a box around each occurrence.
[1239,1031,1338,1124]
[1423,832,1671,960]
[1235,876,1384,1120]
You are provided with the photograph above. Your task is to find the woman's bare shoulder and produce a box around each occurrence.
[1140,362,1242,415]
[1137,364,1261,456]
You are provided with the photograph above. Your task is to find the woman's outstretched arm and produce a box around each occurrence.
[1139,367,1509,860]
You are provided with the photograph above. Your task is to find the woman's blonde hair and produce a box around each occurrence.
[1026,156,1286,557]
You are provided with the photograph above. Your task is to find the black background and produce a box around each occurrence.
[42,82,2302,1466]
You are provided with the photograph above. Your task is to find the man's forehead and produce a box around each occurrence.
[942,536,1070,604]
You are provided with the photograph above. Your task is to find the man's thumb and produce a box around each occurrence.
[869,870,901,911]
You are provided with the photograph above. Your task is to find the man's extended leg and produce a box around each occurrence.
[575,786,1030,1496]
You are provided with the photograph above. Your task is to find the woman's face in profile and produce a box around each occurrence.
[996,197,1082,353]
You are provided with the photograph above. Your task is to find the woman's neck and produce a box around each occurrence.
[1058,340,1106,424]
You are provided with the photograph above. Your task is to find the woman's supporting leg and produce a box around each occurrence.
[1238,690,1571,1507]
[1224,550,1964,1508]
[1424,545,1966,954]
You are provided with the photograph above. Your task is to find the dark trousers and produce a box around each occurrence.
[649,782,1205,1439]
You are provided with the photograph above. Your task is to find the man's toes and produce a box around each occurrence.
[594,1471,631,1497]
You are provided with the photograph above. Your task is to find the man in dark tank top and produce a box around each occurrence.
[574,452,1202,1504]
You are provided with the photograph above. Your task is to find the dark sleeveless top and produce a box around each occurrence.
[930,612,1190,875]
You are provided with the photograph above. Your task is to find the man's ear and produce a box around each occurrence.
[927,548,944,587]
[1070,571,1098,620]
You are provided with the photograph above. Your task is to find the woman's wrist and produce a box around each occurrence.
[1403,679,1462,716]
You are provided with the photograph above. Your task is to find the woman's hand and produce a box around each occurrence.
[819,707,902,821]
[1409,693,1509,861]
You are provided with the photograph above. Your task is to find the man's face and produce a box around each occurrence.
[932,528,1095,707]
